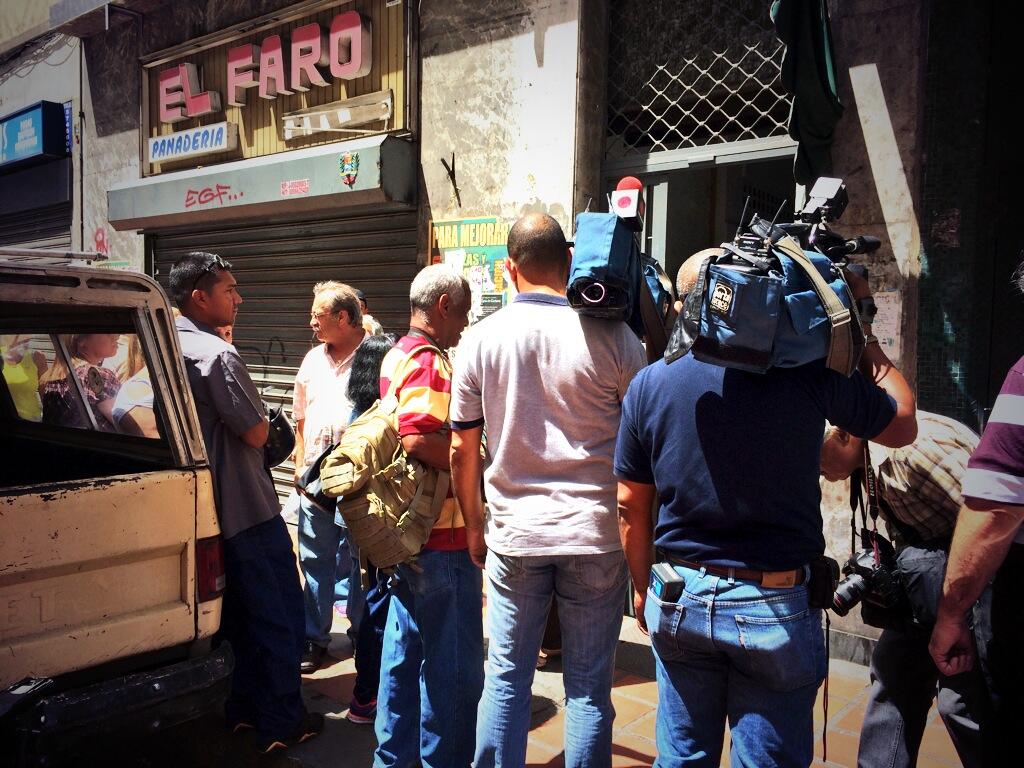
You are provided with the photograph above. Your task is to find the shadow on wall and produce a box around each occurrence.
[83,22,140,138]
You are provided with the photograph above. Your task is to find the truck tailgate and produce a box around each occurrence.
[0,470,198,688]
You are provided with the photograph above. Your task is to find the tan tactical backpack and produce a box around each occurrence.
[318,342,450,571]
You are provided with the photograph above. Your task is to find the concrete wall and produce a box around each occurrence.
[820,0,928,648]
[418,0,583,253]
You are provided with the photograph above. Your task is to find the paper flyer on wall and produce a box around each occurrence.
[430,216,514,324]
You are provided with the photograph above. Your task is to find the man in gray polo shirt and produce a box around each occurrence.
[169,252,321,754]
[450,213,647,768]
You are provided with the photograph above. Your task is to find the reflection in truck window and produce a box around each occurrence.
[39,334,122,432]
[0,334,47,421]
[112,335,159,438]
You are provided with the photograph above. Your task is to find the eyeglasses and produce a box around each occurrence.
[310,311,336,321]
[191,255,229,293]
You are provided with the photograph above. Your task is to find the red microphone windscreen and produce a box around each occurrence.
[616,176,643,192]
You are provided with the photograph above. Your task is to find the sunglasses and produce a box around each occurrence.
[191,255,229,293]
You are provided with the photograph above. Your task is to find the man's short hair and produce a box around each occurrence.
[507,213,569,275]
[675,248,722,299]
[313,281,362,327]
[1015,254,1024,295]
[409,265,469,313]
[168,251,232,308]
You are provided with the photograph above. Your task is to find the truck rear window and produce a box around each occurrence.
[2,332,165,440]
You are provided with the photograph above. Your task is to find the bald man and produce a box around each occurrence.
[615,253,918,767]
[450,213,647,768]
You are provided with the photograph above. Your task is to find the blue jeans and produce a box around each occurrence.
[221,515,306,740]
[297,491,350,647]
[475,550,628,768]
[373,549,484,768]
[645,564,826,768]
[352,546,391,703]
[857,545,985,768]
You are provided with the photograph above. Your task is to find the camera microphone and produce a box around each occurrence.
[611,176,646,232]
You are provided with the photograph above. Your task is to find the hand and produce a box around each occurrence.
[843,268,872,301]
[634,590,649,636]
[929,616,975,676]
[467,526,487,570]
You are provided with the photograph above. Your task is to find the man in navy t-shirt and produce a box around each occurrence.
[614,256,918,767]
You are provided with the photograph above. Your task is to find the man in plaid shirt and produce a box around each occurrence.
[821,410,988,767]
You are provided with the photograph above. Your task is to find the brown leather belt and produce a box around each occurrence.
[666,556,806,589]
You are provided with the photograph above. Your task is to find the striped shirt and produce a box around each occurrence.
[962,356,1024,541]
[869,410,978,545]
[379,332,465,550]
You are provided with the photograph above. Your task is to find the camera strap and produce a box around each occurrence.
[849,442,883,564]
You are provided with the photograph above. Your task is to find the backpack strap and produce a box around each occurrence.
[773,235,860,376]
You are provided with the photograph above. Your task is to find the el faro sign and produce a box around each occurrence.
[158,10,371,124]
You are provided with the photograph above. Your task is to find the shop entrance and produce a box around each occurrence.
[603,154,796,288]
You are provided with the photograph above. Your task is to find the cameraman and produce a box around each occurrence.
[820,410,987,767]
[615,259,917,766]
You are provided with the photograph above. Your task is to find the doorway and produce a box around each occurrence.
[604,156,796,288]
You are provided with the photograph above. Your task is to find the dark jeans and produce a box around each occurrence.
[857,544,987,768]
[975,543,1024,764]
[221,515,306,740]
[353,561,390,703]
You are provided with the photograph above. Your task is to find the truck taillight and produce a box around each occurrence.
[196,535,226,602]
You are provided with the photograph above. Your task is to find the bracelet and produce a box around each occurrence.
[864,333,879,346]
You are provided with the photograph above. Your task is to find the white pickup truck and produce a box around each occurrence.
[0,251,231,765]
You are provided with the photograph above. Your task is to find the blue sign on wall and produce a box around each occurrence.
[0,101,70,171]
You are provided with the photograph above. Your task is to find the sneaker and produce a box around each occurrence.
[300,642,328,673]
[346,696,377,724]
[228,720,254,735]
[260,711,325,753]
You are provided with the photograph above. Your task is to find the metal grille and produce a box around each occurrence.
[606,0,792,157]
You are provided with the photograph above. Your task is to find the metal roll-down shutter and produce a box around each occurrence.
[151,208,419,499]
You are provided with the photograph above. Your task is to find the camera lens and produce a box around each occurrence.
[832,574,868,617]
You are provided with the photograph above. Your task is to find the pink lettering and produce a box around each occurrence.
[290,23,330,92]
[182,62,220,117]
[226,44,260,107]
[158,63,220,123]
[158,66,187,123]
[329,11,372,80]
[258,35,293,99]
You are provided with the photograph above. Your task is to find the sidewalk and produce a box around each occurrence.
[291,611,962,768]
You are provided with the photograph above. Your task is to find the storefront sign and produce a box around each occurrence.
[147,122,238,163]
[109,135,415,230]
[282,89,392,140]
[0,101,70,170]
[431,217,513,323]
[157,11,371,124]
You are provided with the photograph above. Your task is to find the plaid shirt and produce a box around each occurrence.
[869,410,979,545]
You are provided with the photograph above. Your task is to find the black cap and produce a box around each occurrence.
[355,289,367,301]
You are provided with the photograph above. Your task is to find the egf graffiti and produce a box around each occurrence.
[184,183,243,209]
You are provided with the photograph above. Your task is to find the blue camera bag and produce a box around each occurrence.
[666,235,862,375]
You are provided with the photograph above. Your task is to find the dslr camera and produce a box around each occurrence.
[831,530,904,618]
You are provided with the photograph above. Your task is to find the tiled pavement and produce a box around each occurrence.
[290,612,963,768]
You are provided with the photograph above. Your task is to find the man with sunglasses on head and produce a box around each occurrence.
[169,252,322,754]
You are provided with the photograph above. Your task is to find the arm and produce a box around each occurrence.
[451,426,486,568]
[293,418,305,481]
[240,418,269,450]
[929,499,1024,674]
[402,432,452,471]
[846,271,917,448]
[618,479,657,633]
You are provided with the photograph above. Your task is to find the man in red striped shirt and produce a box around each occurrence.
[931,257,1024,761]
[373,264,481,768]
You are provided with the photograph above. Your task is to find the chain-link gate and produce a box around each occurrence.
[606,0,792,159]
